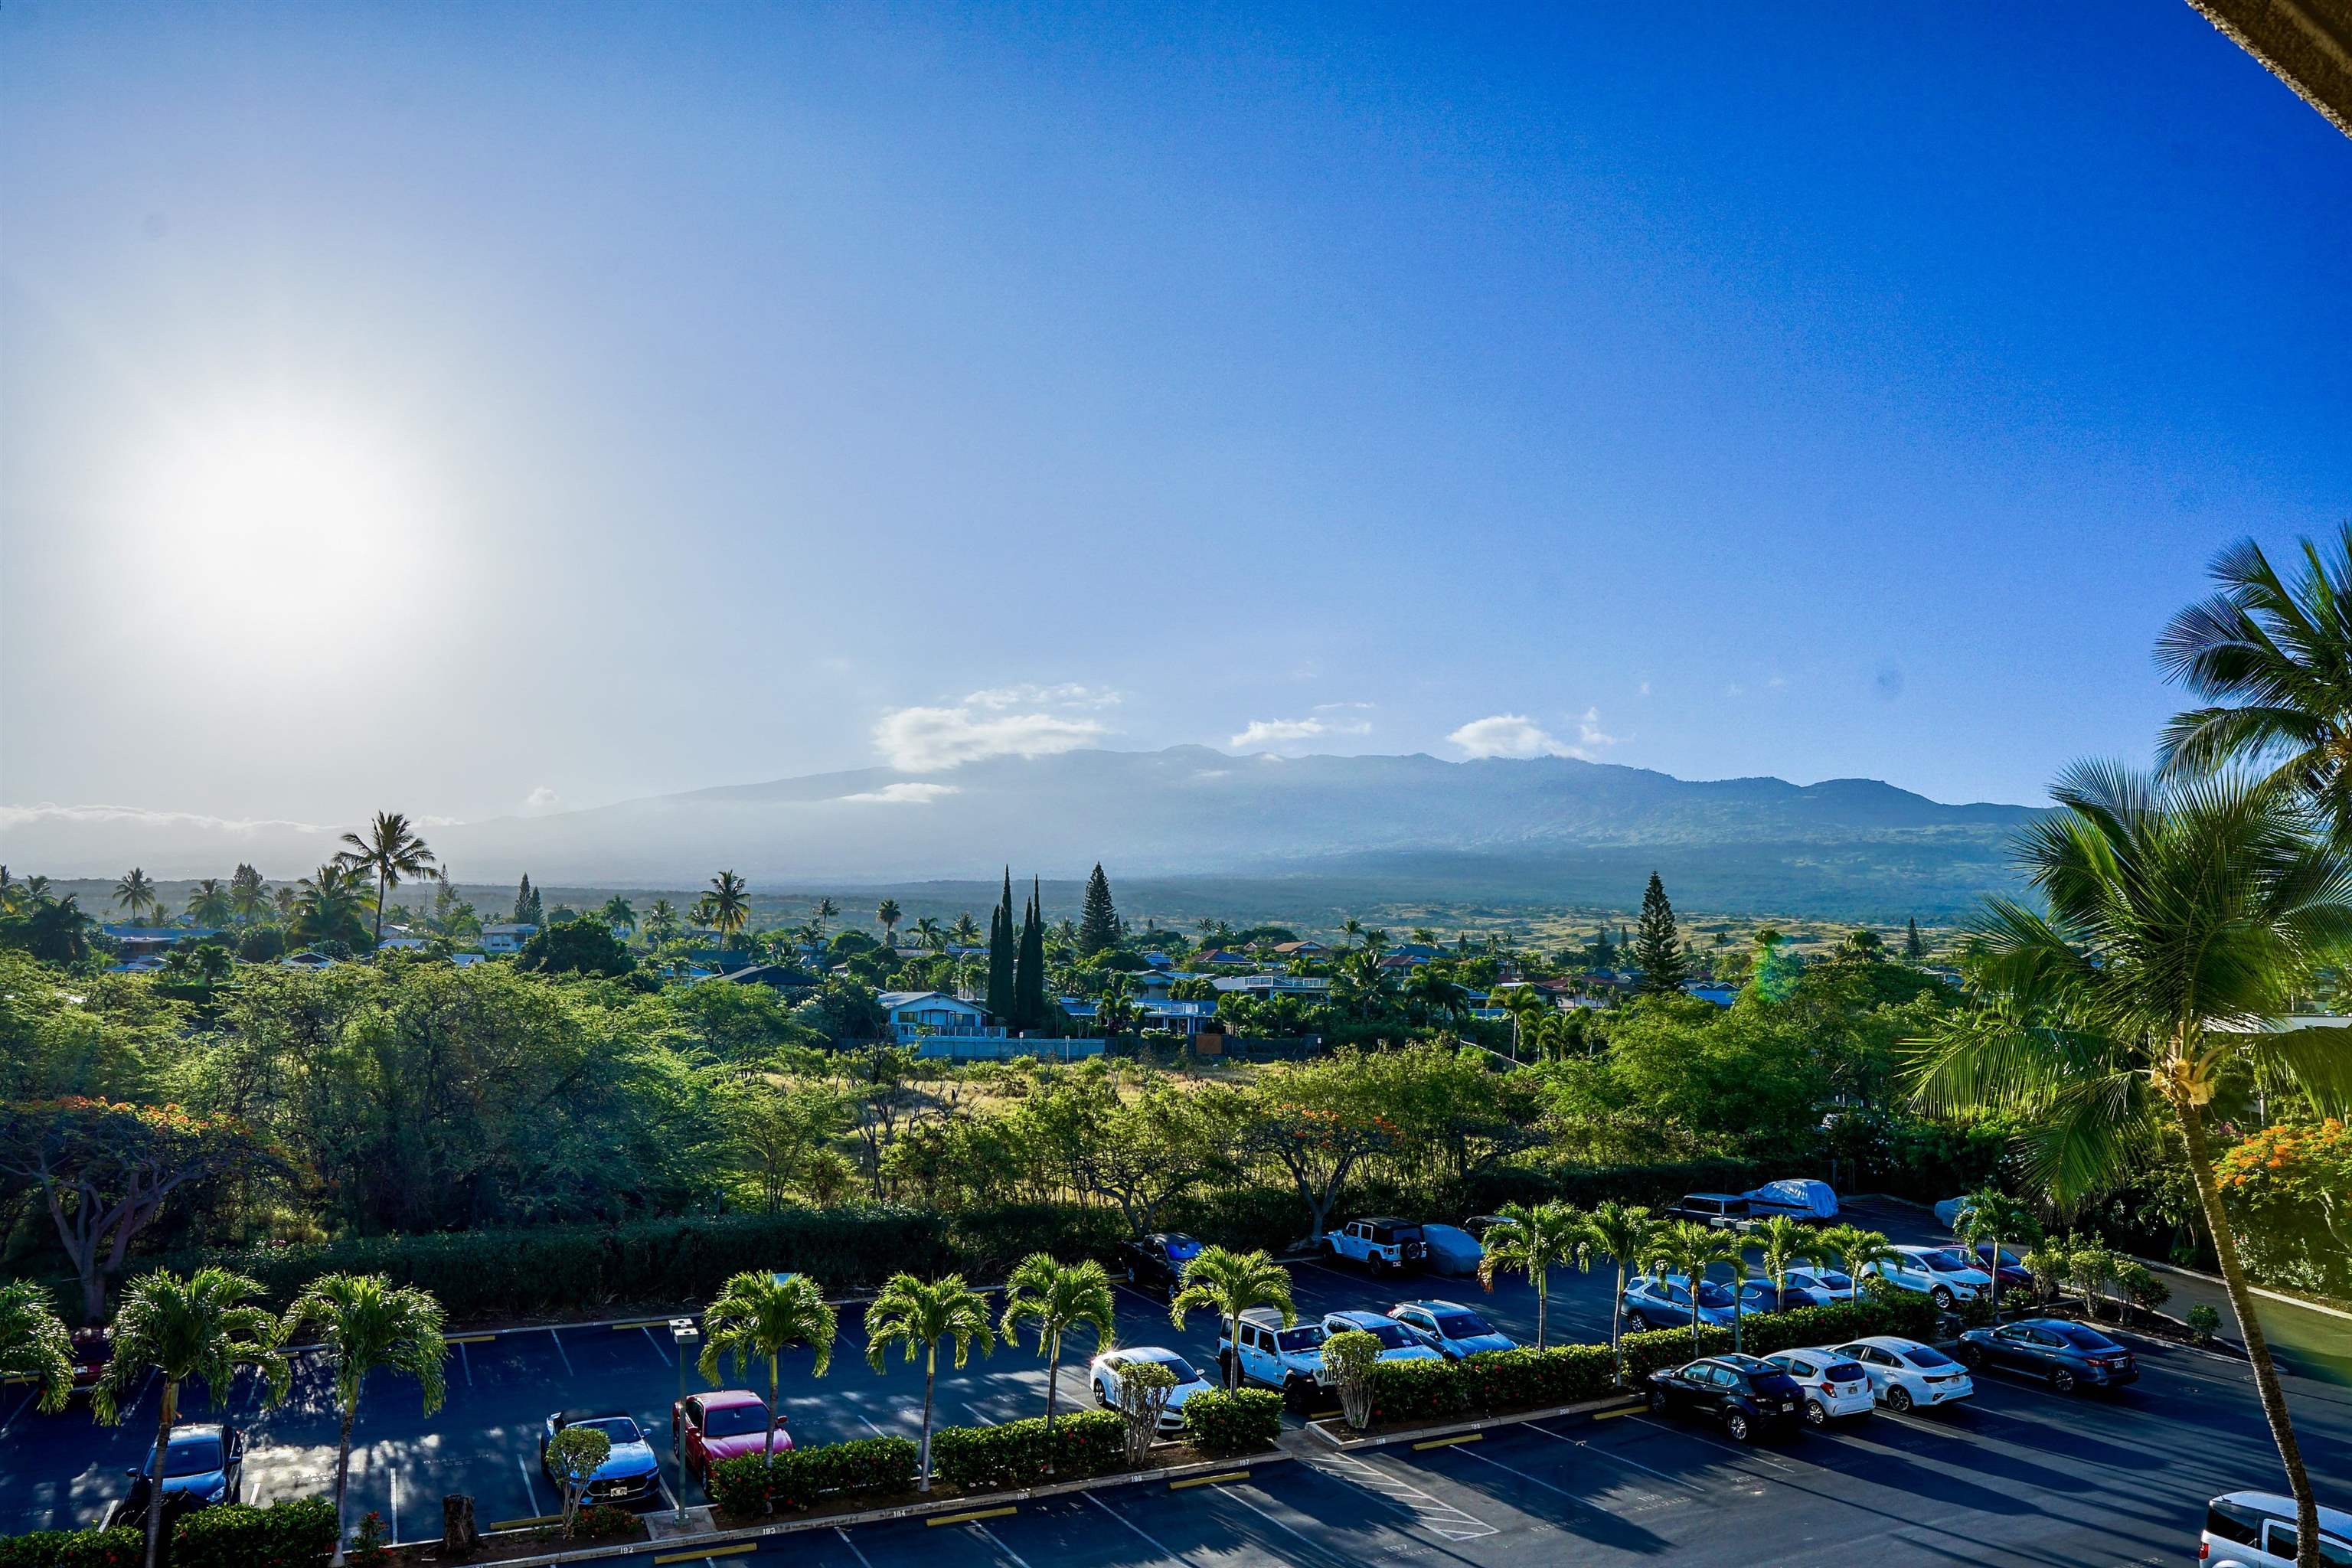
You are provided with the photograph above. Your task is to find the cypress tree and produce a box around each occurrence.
[986,867,1016,1023]
[1905,916,1926,962]
[1014,878,1047,1031]
[1077,863,1120,956]
[1631,872,1688,995]
[512,874,534,924]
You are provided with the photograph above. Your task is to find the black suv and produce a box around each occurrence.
[1116,1232,1204,1297]
[1646,1354,1807,1442]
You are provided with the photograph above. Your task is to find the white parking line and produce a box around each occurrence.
[854,1412,888,1439]
[962,1403,995,1426]
[548,1328,574,1378]
[835,1524,878,1568]
[642,1326,671,1366]
[1312,1452,1497,1541]
[1083,1489,1197,1566]
[459,1342,473,1389]
[972,1520,1036,1568]
[390,1465,400,1543]
[517,1455,545,1515]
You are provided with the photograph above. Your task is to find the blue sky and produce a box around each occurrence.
[4,2,2347,829]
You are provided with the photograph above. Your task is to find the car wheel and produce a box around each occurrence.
[1886,1385,1915,1413]
[1930,1286,1955,1312]
[1097,1381,1113,1409]
[1723,1410,1752,1442]
[1957,1344,1983,1368]
[1647,1388,1669,1413]
[1631,1312,1655,1331]
[1804,1398,1828,1429]
[2050,1367,2076,1395]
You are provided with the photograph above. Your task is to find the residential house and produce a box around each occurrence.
[1268,939,1328,958]
[482,923,538,955]
[279,951,338,972]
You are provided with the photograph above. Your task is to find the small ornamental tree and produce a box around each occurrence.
[1110,1357,1177,1465]
[1323,1329,1381,1431]
[546,1424,611,1538]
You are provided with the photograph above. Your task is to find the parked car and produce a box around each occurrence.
[671,1390,790,1483]
[542,1411,662,1506]
[1385,1300,1516,1360]
[1321,1309,1444,1364]
[1645,1354,1807,1442]
[1824,1336,1975,1413]
[2201,1490,2352,1567]
[1322,1217,1429,1275]
[1858,1246,1994,1311]
[1741,1178,1838,1223]
[1782,1263,1858,1302]
[1418,1223,1485,1276]
[69,1328,112,1393]
[1762,1348,1876,1426]
[1957,1318,2138,1393]
[1661,1194,1756,1231]
[152,1423,243,1510]
[1736,1278,1822,1314]
[1220,1306,1330,1398]
[1462,1214,1511,1243]
[1958,1243,2037,1294]
[1622,1273,1740,1331]
[1090,1346,1214,1430]
[1116,1232,1204,1297]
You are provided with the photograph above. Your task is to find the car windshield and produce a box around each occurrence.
[575,1417,642,1445]
[2056,1328,2118,1351]
[702,1403,769,1438]
[1432,1312,1490,1337]
[1903,1345,1958,1369]
[1276,1325,1325,1352]
[164,1438,222,1477]
[1359,1321,1418,1350]
[1922,1249,1978,1272]
[1693,1280,1734,1308]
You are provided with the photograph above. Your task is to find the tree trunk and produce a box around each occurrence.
[1042,1337,1062,1477]
[441,1494,479,1553]
[2180,1103,2322,1568]
[918,1356,936,1492]
[1534,1272,1548,1351]
[763,1354,779,1513]
[331,1401,357,1566]
[373,871,387,946]
[1226,1312,1240,1390]
[1609,1267,1625,1382]
[145,1380,177,1568]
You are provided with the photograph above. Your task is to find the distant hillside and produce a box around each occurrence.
[2,746,2038,919]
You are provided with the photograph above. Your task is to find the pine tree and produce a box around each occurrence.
[1076,864,1119,956]
[1904,916,1926,962]
[986,868,1016,1023]
[1631,873,1687,995]
[512,874,536,924]
[1014,879,1047,1031]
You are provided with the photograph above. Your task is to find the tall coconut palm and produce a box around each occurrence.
[1169,1248,1295,1392]
[863,1274,994,1491]
[1952,1189,2039,1322]
[644,898,680,945]
[228,864,268,926]
[93,1268,289,1568]
[704,871,753,956]
[1755,1216,1808,1310]
[1582,1201,1655,1377]
[1475,1201,1589,1350]
[1911,763,2352,1565]
[183,879,233,927]
[0,1281,75,1414]
[998,1253,1116,1452]
[335,812,437,947]
[599,897,637,936]
[812,896,839,938]
[282,1274,447,1564]
[1649,1221,1740,1345]
[876,899,902,947]
[1096,971,1138,1044]
[113,867,158,923]
[293,864,373,951]
[2155,527,2352,834]
[697,1272,837,1480]
[1816,1224,1897,1298]
[913,916,946,954]
[951,912,982,947]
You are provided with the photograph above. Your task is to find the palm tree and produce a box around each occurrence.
[1474,1201,1589,1350]
[951,912,982,947]
[1952,1189,2039,1322]
[2155,527,2352,832]
[1649,1221,1740,1344]
[282,1274,447,1564]
[1817,1225,1897,1298]
[1169,1248,1295,1392]
[1755,1216,1808,1312]
[93,1268,290,1568]
[229,864,268,926]
[184,879,233,927]
[812,896,839,938]
[0,1281,75,1414]
[113,867,158,923]
[913,916,946,953]
[998,1253,1116,1451]
[1495,987,1548,1060]
[704,871,753,956]
[698,1272,838,1482]
[21,893,95,965]
[335,812,437,947]
[1403,966,1468,1027]
[1582,1201,1655,1377]
[1911,764,2350,1564]
[1341,916,1364,949]
[645,898,680,944]
[863,1274,994,1491]
[876,899,903,946]
[1096,971,1138,1044]
[599,897,637,937]
[293,864,373,951]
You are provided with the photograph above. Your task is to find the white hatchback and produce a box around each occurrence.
[1828,1336,1975,1413]
[1763,1348,1876,1425]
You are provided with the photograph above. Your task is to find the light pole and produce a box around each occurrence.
[669,1318,700,1526]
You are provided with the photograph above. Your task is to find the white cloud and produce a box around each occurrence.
[874,704,1109,771]
[1448,714,1573,760]
[522,786,564,815]
[835,782,962,805]
[962,683,1122,710]
[1575,707,1619,749]
[0,802,332,835]
[1228,711,1373,751]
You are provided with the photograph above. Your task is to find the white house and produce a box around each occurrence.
[482,923,538,955]
[877,991,1004,1045]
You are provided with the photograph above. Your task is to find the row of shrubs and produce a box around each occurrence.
[1363,1295,1942,1426]
[705,1391,1289,1517]
[0,1498,335,1568]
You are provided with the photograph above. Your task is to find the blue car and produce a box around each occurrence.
[1385,1300,1517,1359]
[1956,1318,2139,1393]
[542,1410,661,1507]
[1738,1279,1823,1314]
[157,1423,243,1509]
[1623,1274,1739,1331]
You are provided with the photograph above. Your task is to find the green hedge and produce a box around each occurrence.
[0,1530,141,1568]
[1457,1344,1617,1410]
[170,1498,335,1568]
[1180,1389,1283,1457]
[707,1437,919,1516]
[929,1411,1124,1491]
[1367,1359,1474,1424]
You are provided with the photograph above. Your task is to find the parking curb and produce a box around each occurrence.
[459,1447,1301,1568]
[1298,1390,1646,1452]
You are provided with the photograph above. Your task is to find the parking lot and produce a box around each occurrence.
[1,1197,2345,1562]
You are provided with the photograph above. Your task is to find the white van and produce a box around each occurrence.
[2202,1491,2352,1566]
